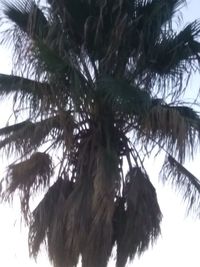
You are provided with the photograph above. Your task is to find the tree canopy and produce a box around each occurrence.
[0,1,200,267]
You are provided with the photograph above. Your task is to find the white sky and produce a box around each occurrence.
[0,1,200,267]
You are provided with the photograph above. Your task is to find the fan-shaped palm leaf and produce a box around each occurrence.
[148,21,200,75]
[161,155,200,216]
[0,112,75,155]
[97,75,152,115]
[138,104,200,162]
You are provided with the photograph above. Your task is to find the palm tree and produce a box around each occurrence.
[0,0,200,266]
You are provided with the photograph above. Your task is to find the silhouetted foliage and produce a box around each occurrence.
[0,1,200,267]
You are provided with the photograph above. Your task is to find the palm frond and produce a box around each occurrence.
[115,167,162,267]
[135,0,185,45]
[2,1,92,81]
[0,120,29,135]
[35,41,70,74]
[2,1,72,79]
[0,119,53,154]
[3,0,48,38]
[138,104,200,162]
[59,175,93,267]
[0,112,75,155]
[48,130,98,267]
[29,177,74,261]
[97,76,152,115]
[148,21,200,75]
[1,152,53,219]
[161,155,200,216]
[82,147,119,267]
[0,73,54,112]
[0,73,50,97]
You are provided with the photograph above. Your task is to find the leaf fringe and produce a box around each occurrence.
[115,168,162,267]
[161,155,200,216]
[29,177,74,267]
[139,104,200,162]
[1,152,53,220]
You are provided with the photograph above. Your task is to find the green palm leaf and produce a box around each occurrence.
[0,112,75,155]
[148,21,200,74]
[97,76,152,115]
[134,0,185,47]
[3,0,48,38]
[0,73,50,97]
[2,1,82,78]
[161,155,200,216]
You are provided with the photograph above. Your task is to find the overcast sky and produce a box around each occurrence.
[0,1,200,267]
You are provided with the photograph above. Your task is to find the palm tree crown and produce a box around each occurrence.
[0,1,200,267]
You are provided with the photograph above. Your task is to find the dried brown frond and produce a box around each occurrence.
[29,177,74,267]
[0,111,75,156]
[139,105,198,162]
[47,130,98,267]
[63,181,93,267]
[1,152,53,220]
[82,147,120,267]
[115,168,162,267]
[161,155,200,216]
